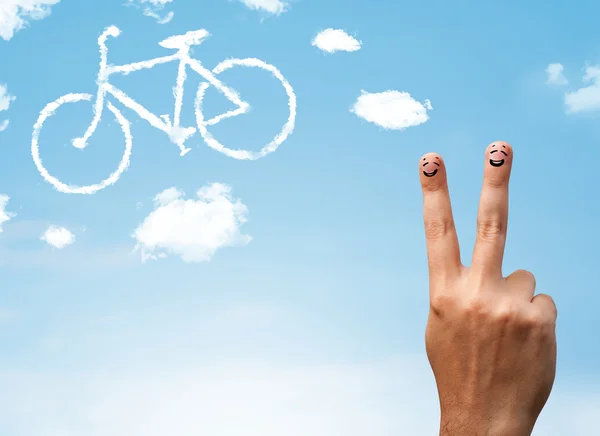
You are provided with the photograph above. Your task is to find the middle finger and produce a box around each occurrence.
[471,140,513,278]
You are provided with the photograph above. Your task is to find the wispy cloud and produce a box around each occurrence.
[564,65,600,114]
[126,0,174,24]
[312,29,361,53]
[0,0,60,41]
[41,225,75,249]
[351,90,433,130]
[0,195,15,232]
[239,0,288,15]
[0,84,16,132]
[132,184,251,263]
[0,85,15,112]
[546,63,568,86]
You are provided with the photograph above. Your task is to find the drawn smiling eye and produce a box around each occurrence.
[489,144,508,167]
[422,157,440,177]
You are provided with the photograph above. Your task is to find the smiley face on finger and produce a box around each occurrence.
[422,156,441,177]
[489,143,509,167]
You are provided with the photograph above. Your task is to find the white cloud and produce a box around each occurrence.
[153,186,182,204]
[133,183,251,263]
[0,84,16,131]
[546,63,568,86]
[564,65,600,114]
[312,29,361,53]
[154,10,174,24]
[0,84,16,112]
[239,0,288,15]
[0,353,596,436]
[0,195,15,232]
[351,90,433,130]
[0,0,60,41]
[41,225,75,249]
[126,0,174,24]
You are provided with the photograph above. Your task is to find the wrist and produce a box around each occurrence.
[439,410,534,436]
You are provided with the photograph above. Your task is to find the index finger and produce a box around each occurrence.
[419,153,462,285]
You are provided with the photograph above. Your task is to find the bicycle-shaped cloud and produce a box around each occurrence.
[31,26,297,194]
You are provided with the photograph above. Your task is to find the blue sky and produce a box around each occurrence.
[0,0,599,434]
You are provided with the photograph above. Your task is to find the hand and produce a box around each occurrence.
[419,142,558,436]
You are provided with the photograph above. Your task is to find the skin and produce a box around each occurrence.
[422,155,441,177]
[419,141,558,436]
[489,142,508,167]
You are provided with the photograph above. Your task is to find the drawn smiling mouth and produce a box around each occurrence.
[489,148,508,167]
[422,160,440,177]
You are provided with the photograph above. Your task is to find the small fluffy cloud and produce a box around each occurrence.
[239,0,287,15]
[0,84,16,131]
[126,0,174,24]
[351,90,432,130]
[0,195,15,232]
[0,0,60,41]
[564,65,600,114]
[133,183,251,263]
[41,226,75,249]
[312,29,361,53]
[546,63,568,86]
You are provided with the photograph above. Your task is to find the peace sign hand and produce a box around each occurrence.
[420,142,558,436]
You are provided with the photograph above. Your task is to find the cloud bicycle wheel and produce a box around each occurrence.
[195,58,297,161]
[31,93,133,194]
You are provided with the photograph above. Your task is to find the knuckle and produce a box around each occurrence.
[539,293,555,306]
[525,272,536,288]
[422,181,445,193]
[464,296,519,323]
[430,294,448,311]
[507,301,555,332]
[493,301,522,324]
[476,218,505,241]
[424,218,454,240]
[430,293,455,317]
[511,269,536,288]
[517,307,545,328]
[514,269,534,280]
[485,175,508,188]
[463,296,490,317]
[533,293,558,319]
[520,310,556,340]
